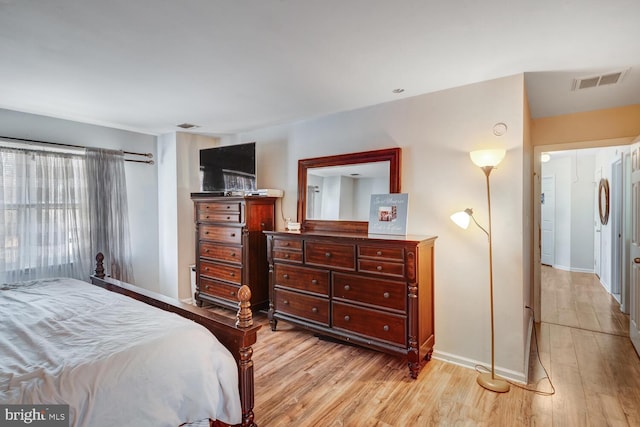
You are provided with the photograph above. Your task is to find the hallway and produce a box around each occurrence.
[540,265,628,336]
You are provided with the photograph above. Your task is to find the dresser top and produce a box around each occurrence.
[264,229,437,244]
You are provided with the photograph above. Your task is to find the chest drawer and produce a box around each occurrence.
[358,259,405,278]
[200,242,242,264]
[332,272,406,312]
[305,241,355,270]
[199,277,240,303]
[200,260,242,285]
[274,264,329,296]
[358,245,404,261]
[198,210,241,223]
[200,224,242,244]
[274,288,329,326]
[199,202,241,213]
[332,301,406,346]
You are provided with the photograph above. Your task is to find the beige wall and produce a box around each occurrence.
[532,104,640,146]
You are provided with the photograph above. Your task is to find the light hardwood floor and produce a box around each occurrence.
[212,267,640,426]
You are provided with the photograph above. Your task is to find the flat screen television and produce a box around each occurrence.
[199,142,256,194]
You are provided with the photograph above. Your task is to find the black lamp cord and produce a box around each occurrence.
[474,306,556,396]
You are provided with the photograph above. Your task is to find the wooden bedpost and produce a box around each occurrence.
[236,285,253,327]
[95,252,105,278]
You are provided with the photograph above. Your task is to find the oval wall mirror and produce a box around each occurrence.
[598,178,610,225]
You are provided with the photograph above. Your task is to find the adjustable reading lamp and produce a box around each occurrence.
[451,148,510,393]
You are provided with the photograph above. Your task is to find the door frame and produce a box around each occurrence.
[531,138,633,325]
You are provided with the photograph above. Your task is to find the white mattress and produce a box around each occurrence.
[0,278,241,427]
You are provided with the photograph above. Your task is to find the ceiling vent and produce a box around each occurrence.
[572,68,629,91]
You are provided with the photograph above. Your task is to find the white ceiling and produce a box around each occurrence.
[0,0,639,136]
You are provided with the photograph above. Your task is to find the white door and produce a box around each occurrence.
[541,176,555,266]
[611,159,623,299]
[630,139,640,356]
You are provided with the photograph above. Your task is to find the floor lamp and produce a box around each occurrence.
[450,148,510,393]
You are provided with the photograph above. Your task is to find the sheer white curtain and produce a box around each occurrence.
[85,148,134,283]
[0,148,91,282]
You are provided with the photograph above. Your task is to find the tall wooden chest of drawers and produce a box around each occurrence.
[264,230,437,378]
[191,194,276,311]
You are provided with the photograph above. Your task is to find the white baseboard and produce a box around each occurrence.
[180,297,195,305]
[432,350,527,384]
[551,264,594,274]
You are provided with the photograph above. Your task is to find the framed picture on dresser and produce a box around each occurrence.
[368,193,409,235]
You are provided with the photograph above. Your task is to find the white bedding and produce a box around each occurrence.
[0,278,241,427]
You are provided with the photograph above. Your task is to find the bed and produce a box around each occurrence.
[0,253,260,427]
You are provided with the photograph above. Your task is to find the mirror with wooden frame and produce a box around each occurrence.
[297,147,401,233]
[598,178,610,225]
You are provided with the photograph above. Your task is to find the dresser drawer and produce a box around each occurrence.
[273,249,303,263]
[332,301,406,346]
[200,242,242,264]
[199,224,242,244]
[358,259,405,278]
[198,210,241,223]
[273,238,303,251]
[199,202,241,213]
[200,260,242,285]
[199,277,240,303]
[333,272,406,312]
[305,241,355,270]
[358,245,404,261]
[274,289,329,326]
[274,264,329,296]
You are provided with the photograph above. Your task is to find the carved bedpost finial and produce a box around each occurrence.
[95,252,105,278]
[236,285,253,327]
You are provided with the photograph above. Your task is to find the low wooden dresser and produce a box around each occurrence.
[265,230,436,378]
[192,194,276,311]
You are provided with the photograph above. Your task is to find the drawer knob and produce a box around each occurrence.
[230,233,236,237]
[312,307,318,313]
[285,254,290,259]
[311,279,318,285]
[325,252,331,258]
[284,242,290,246]
[283,300,289,305]
[377,251,382,256]
[226,216,231,220]
[344,315,350,322]
[376,265,383,271]
[230,291,236,296]
[204,267,209,271]
[383,292,390,298]
[205,285,210,290]
[344,285,351,291]
[205,231,209,235]
[229,272,235,277]
[205,215,210,219]
[383,325,389,332]
[283,274,289,279]
[226,206,231,209]
[230,252,236,257]
[261,222,265,228]
[204,248,210,253]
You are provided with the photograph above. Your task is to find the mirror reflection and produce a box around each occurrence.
[306,161,390,221]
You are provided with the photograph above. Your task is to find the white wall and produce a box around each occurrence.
[571,154,596,271]
[157,132,218,301]
[234,75,528,380]
[0,108,159,291]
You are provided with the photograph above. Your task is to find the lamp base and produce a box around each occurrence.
[477,372,510,393]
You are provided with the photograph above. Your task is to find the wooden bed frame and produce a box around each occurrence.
[89,253,260,427]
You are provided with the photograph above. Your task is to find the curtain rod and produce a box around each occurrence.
[0,135,154,164]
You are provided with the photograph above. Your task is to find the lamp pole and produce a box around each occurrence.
[477,165,510,393]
